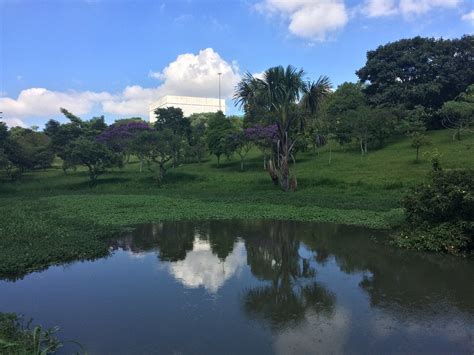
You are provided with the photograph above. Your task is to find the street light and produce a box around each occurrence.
[218,72,222,112]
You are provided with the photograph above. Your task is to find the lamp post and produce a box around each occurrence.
[218,72,222,112]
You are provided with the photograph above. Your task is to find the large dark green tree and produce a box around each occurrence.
[235,65,331,191]
[2,128,54,178]
[153,107,191,167]
[64,137,122,186]
[326,82,396,154]
[357,35,474,127]
[206,111,236,167]
[44,108,108,167]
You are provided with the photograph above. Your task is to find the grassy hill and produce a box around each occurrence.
[0,129,472,277]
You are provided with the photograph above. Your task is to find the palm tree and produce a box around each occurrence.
[235,65,331,191]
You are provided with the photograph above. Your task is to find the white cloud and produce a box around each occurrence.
[149,48,240,99]
[256,0,349,41]
[0,88,112,117]
[0,48,240,126]
[166,238,246,293]
[1,118,27,128]
[399,0,461,15]
[362,0,462,17]
[363,0,398,17]
[462,10,474,23]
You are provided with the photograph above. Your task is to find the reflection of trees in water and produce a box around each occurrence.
[112,222,196,261]
[242,220,335,329]
[113,220,240,262]
[115,220,473,318]
[300,223,474,314]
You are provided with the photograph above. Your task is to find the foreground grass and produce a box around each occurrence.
[0,130,473,278]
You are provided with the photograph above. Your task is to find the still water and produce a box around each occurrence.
[1,220,473,354]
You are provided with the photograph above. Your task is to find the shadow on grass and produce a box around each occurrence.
[163,171,205,184]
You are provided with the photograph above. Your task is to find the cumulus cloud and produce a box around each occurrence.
[1,117,28,128]
[0,48,240,126]
[149,48,240,99]
[256,0,464,37]
[256,0,349,41]
[462,10,474,23]
[362,0,462,17]
[0,88,112,118]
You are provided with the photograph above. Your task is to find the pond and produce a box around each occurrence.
[1,220,473,354]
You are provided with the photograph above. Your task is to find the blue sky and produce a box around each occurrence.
[0,0,473,128]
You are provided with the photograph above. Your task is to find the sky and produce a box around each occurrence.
[0,0,473,128]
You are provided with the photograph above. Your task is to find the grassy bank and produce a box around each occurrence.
[1,130,473,278]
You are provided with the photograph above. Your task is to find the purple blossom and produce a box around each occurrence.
[245,124,278,145]
[97,121,152,151]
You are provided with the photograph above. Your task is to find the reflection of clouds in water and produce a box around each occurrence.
[167,238,246,293]
[274,306,351,355]
[127,251,147,259]
[372,311,474,347]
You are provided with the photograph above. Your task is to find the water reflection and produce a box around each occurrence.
[1,220,472,354]
[167,238,246,293]
[113,220,474,329]
[242,221,335,328]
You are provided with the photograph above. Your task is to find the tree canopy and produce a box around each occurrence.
[357,36,474,119]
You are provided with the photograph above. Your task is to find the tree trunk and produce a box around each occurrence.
[172,150,178,168]
[328,139,332,165]
[158,164,166,181]
[217,155,220,167]
[240,158,244,171]
[279,132,290,191]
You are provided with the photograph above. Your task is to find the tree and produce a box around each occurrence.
[206,111,235,167]
[357,35,474,127]
[327,83,396,154]
[153,107,190,167]
[96,120,151,162]
[0,122,10,171]
[403,107,431,162]
[64,137,122,186]
[131,130,176,181]
[411,133,431,163]
[3,128,54,178]
[229,131,252,171]
[44,108,109,170]
[245,124,278,170]
[439,85,474,140]
[235,65,331,191]
[186,119,207,164]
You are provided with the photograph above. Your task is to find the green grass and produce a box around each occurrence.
[0,130,473,278]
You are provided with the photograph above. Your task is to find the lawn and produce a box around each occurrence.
[0,130,472,278]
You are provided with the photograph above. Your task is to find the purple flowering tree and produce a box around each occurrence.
[245,124,278,170]
[97,121,152,168]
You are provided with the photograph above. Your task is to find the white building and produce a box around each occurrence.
[149,95,225,122]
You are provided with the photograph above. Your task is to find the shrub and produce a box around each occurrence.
[393,168,473,255]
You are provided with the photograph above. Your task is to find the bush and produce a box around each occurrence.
[393,169,474,255]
